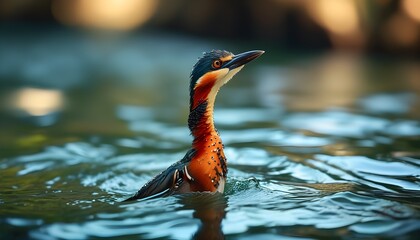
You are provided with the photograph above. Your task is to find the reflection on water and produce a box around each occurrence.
[1,35,420,239]
[180,193,226,240]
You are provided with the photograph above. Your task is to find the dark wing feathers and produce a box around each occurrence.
[124,149,195,201]
[124,165,179,201]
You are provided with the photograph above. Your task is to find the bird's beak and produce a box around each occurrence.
[223,50,265,70]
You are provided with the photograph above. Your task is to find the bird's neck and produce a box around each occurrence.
[188,98,220,148]
[187,93,228,191]
[188,80,223,140]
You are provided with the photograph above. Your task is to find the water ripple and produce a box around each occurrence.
[359,93,416,115]
[282,110,389,138]
[314,155,420,191]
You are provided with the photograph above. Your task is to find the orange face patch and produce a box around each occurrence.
[192,69,228,109]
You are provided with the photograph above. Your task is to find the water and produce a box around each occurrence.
[1,31,420,239]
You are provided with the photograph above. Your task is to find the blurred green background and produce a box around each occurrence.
[1,0,420,53]
[1,0,419,152]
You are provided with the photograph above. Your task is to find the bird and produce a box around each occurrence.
[125,49,264,201]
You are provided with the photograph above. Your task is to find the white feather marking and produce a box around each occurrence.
[217,177,225,193]
[184,166,194,181]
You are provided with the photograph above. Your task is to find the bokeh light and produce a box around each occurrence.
[310,0,360,36]
[51,0,157,31]
[11,88,64,116]
[402,0,420,22]
[306,0,364,49]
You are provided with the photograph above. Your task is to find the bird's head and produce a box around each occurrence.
[189,50,264,110]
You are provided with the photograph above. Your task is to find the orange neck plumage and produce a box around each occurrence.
[187,81,227,192]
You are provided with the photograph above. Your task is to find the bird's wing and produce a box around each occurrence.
[124,149,195,201]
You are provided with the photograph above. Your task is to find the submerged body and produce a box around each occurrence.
[125,49,264,201]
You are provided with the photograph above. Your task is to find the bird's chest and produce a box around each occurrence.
[188,136,227,192]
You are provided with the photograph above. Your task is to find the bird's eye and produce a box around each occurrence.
[212,60,222,69]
